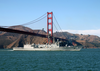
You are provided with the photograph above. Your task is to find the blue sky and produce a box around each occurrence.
[0,0,100,36]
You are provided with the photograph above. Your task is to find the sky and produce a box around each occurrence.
[0,0,100,36]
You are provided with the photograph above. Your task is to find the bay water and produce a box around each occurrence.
[0,49,100,71]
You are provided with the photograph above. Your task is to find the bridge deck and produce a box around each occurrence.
[0,27,67,41]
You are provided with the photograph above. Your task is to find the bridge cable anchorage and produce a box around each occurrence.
[0,13,47,28]
[53,14,67,39]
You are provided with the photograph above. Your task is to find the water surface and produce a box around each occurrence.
[0,49,100,71]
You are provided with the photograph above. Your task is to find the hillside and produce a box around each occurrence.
[0,26,47,49]
[0,26,100,49]
[54,32,100,48]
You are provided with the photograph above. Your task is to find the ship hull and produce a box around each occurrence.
[13,46,82,51]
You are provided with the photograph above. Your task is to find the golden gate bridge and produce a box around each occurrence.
[0,12,67,44]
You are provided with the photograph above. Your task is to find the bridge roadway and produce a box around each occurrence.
[0,27,67,41]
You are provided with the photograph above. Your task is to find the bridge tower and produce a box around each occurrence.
[47,12,53,44]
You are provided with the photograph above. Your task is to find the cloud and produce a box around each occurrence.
[55,29,100,37]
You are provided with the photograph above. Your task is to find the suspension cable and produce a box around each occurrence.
[0,13,47,27]
[54,15,62,32]
[53,22,59,32]
[21,16,46,26]
[21,13,46,26]
[53,14,67,38]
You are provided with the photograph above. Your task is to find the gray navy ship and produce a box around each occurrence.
[13,40,82,51]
